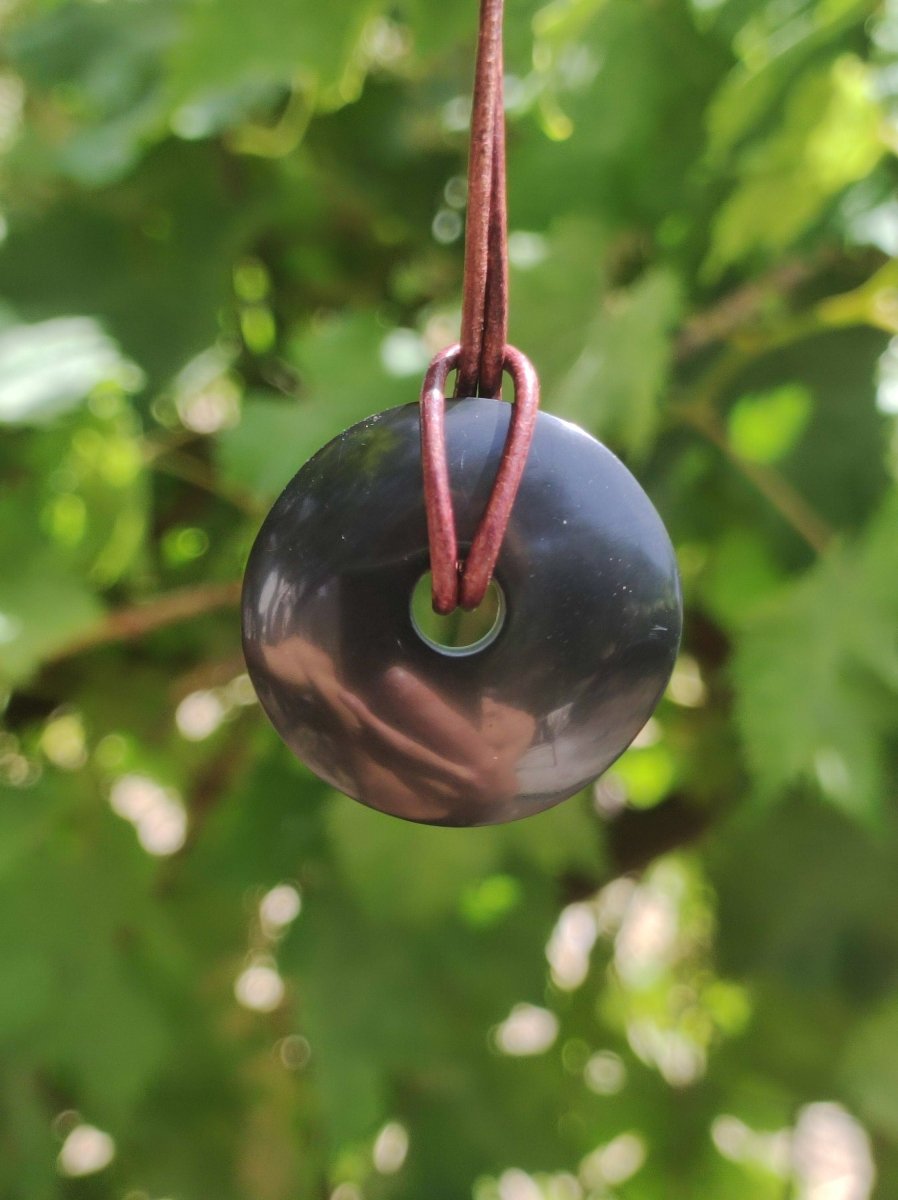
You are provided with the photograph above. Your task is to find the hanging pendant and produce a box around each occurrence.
[242,396,681,826]
[241,0,681,825]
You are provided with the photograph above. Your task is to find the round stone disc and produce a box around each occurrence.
[242,399,682,826]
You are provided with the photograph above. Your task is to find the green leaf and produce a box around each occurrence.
[705,0,872,163]
[327,794,502,925]
[0,318,140,425]
[512,220,681,455]
[726,384,812,464]
[698,528,784,631]
[167,0,381,112]
[216,312,409,501]
[842,1001,898,1138]
[732,490,898,817]
[0,779,174,1120]
[0,544,103,686]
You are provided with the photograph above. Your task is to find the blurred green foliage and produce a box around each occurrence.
[1,0,898,1196]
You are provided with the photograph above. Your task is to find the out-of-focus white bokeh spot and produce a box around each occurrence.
[793,1103,875,1200]
[614,874,679,986]
[226,673,258,707]
[432,207,463,244]
[41,711,87,771]
[876,338,898,414]
[136,802,188,856]
[814,747,853,802]
[444,174,467,208]
[583,1050,627,1096]
[361,16,410,66]
[260,884,302,936]
[176,689,226,741]
[507,231,549,269]
[495,1004,559,1056]
[109,774,187,856]
[711,1114,791,1177]
[546,902,598,990]
[234,960,285,1013]
[330,1184,363,1200]
[852,202,898,259]
[632,717,662,748]
[0,71,24,152]
[172,349,240,434]
[277,1034,311,1070]
[52,1109,81,1139]
[593,773,628,817]
[666,654,707,707]
[544,1174,582,1200]
[580,1132,646,1190]
[627,1020,705,1087]
[57,1124,115,1177]
[498,1168,543,1200]
[594,877,636,933]
[475,1171,582,1200]
[380,328,430,377]
[441,94,471,133]
[422,311,460,353]
[0,611,22,645]
[372,1121,409,1174]
[178,380,239,433]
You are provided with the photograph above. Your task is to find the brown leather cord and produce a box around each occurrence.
[456,0,507,400]
[419,0,540,615]
[420,345,540,615]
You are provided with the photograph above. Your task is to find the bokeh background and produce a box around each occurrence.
[2,0,898,1196]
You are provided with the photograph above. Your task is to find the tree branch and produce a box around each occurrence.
[674,257,822,362]
[50,580,243,662]
[679,404,835,555]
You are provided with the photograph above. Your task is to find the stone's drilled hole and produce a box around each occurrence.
[410,572,505,657]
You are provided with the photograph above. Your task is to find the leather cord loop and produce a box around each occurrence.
[420,344,540,615]
[419,0,540,615]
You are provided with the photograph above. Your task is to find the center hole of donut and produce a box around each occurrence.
[409,573,505,657]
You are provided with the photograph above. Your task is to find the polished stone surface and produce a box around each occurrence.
[242,399,682,826]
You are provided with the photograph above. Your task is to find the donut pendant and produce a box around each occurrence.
[241,398,681,826]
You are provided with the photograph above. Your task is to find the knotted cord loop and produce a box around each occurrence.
[419,0,540,615]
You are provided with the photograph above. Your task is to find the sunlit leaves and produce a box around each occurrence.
[704,0,874,162]
[707,55,886,274]
[0,317,140,425]
[0,0,897,1194]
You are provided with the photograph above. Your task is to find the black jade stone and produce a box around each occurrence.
[242,399,682,826]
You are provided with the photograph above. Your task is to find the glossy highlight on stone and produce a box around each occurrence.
[242,399,682,826]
